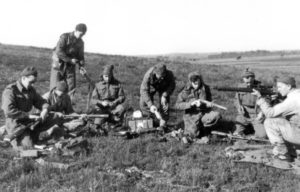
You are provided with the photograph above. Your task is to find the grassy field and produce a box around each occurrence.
[0,44,300,191]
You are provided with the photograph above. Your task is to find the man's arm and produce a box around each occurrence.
[111,85,125,106]
[55,33,72,63]
[175,89,192,110]
[257,96,295,118]
[140,69,154,107]
[1,88,28,119]
[32,89,49,111]
[162,71,176,98]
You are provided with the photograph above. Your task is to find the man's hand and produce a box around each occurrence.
[191,100,201,107]
[55,112,64,118]
[40,109,49,121]
[29,114,41,121]
[71,58,79,65]
[205,101,213,108]
[101,100,110,107]
[251,89,262,98]
[79,67,87,76]
[150,105,158,113]
[79,114,88,120]
[238,105,245,115]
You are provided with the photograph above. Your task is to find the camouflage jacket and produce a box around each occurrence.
[54,32,84,64]
[91,78,125,108]
[175,82,212,113]
[140,67,176,107]
[43,88,74,114]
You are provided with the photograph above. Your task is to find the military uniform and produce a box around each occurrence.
[234,80,267,137]
[1,80,53,149]
[140,64,175,121]
[49,32,85,97]
[91,65,126,126]
[175,72,221,138]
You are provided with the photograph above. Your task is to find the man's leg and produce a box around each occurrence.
[50,68,64,90]
[234,114,250,136]
[250,113,267,138]
[111,104,125,122]
[201,110,221,135]
[183,113,202,138]
[66,65,76,103]
[264,118,300,158]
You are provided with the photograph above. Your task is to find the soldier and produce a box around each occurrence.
[1,67,60,149]
[233,69,267,138]
[49,23,87,102]
[43,81,86,133]
[175,72,221,141]
[140,63,175,126]
[253,76,300,161]
[90,65,126,128]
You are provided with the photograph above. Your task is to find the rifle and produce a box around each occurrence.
[62,114,109,119]
[8,120,41,141]
[196,99,227,111]
[213,86,275,96]
[211,131,269,143]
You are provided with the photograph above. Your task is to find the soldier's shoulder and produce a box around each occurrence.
[60,32,71,39]
[4,82,18,91]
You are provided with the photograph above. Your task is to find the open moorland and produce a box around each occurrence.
[0,44,300,191]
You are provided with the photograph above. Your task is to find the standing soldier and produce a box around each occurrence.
[1,67,61,149]
[50,23,87,103]
[175,72,221,141]
[91,65,126,129]
[140,63,176,127]
[233,69,267,138]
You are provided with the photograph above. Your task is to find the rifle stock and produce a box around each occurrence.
[198,99,227,111]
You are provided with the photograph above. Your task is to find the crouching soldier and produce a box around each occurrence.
[175,72,221,141]
[1,67,61,149]
[42,81,86,134]
[140,63,176,127]
[233,69,267,138]
[90,65,125,129]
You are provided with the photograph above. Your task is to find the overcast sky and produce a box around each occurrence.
[0,0,299,55]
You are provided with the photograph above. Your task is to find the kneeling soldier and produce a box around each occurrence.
[91,65,126,128]
[1,67,61,149]
[175,72,221,140]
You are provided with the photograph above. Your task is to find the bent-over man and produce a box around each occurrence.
[140,63,176,126]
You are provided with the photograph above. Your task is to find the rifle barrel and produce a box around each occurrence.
[63,114,109,118]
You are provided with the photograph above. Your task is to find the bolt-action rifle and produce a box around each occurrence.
[62,114,109,119]
[211,131,269,143]
[195,99,227,111]
[213,85,275,96]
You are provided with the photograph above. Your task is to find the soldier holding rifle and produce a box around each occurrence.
[232,69,267,138]
[49,23,87,103]
[1,67,62,149]
[252,76,300,162]
[175,72,221,141]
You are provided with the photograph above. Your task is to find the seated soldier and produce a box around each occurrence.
[175,72,221,141]
[42,81,86,134]
[233,69,267,138]
[90,65,125,129]
[1,67,61,149]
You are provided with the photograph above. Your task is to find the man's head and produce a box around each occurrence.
[74,23,87,39]
[153,63,167,80]
[55,81,68,97]
[276,76,296,96]
[102,65,114,83]
[188,72,203,90]
[20,67,38,89]
[242,68,255,86]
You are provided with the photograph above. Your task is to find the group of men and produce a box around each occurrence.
[1,23,300,163]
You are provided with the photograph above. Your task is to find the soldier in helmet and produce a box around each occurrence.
[233,69,267,138]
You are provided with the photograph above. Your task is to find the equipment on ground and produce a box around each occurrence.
[211,131,269,143]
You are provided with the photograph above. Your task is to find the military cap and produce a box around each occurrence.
[75,23,87,33]
[102,65,114,77]
[242,68,255,78]
[20,66,38,77]
[277,76,296,88]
